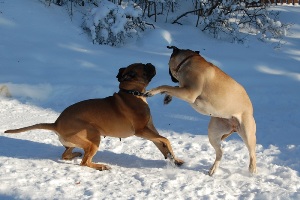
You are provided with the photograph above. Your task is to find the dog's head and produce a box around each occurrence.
[167,46,200,58]
[116,63,156,85]
[167,46,200,83]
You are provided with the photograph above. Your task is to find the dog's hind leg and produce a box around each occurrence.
[62,147,82,160]
[237,113,257,174]
[208,117,233,176]
[78,134,111,171]
[61,126,110,171]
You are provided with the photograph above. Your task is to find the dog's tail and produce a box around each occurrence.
[4,123,56,134]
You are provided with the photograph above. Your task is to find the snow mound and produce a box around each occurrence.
[1,99,300,199]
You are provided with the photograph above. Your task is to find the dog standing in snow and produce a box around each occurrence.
[146,46,256,175]
[5,63,184,170]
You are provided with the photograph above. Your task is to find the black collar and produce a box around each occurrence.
[119,89,145,97]
[175,54,198,72]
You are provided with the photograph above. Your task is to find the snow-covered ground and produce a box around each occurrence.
[0,0,300,199]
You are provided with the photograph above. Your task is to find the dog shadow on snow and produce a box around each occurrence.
[0,136,167,169]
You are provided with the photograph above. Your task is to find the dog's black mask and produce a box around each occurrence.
[116,68,136,82]
[116,63,156,83]
[144,63,156,82]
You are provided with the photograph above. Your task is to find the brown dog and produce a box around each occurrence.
[146,46,256,176]
[5,63,184,170]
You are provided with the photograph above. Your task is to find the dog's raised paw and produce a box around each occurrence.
[143,91,155,97]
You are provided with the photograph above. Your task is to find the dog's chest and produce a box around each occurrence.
[120,96,150,118]
[120,99,151,129]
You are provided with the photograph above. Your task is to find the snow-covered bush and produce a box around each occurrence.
[173,0,289,44]
[44,0,289,46]
[203,0,289,43]
[83,0,147,46]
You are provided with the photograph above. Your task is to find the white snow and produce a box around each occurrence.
[0,0,300,199]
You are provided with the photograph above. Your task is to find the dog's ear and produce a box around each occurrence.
[167,46,180,55]
[116,67,126,82]
[167,46,178,49]
[195,50,200,54]
[169,68,179,83]
[144,63,156,82]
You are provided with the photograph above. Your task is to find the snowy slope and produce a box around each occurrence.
[0,0,300,199]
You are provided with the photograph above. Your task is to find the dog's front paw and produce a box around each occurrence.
[143,91,154,97]
[174,158,184,166]
[164,94,172,105]
[144,89,160,97]
[96,164,112,171]
[167,153,184,166]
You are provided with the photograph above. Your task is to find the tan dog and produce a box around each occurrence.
[5,63,184,170]
[146,46,256,176]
